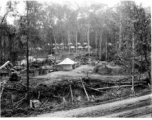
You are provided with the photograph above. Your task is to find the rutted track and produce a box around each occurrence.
[37,94,152,117]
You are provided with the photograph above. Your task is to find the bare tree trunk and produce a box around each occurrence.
[106,36,108,61]
[0,37,3,64]
[95,31,98,59]
[87,25,90,57]
[68,30,71,54]
[26,1,30,104]
[76,31,77,53]
[132,29,135,94]
[119,11,122,53]
[53,30,57,65]
[99,31,102,60]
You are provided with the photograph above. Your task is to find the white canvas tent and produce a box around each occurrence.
[77,42,81,45]
[70,46,75,49]
[53,46,59,49]
[36,47,42,50]
[85,45,91,49]
[83,42,87,45]
[78,46,83,49]
[58,58,77,70]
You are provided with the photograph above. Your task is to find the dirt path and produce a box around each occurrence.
[139,114,152,118]
[103,105,152,117]
[37,94,152,117]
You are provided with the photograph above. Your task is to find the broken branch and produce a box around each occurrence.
[80,78,90,101]
[69,84,74,103]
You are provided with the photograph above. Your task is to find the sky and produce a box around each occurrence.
[0,0,151,24]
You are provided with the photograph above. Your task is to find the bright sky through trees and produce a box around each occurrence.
[0,0,151,24]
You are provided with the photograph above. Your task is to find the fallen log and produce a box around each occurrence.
[0,61,10,70]
[118,81,147,85]
[95,84,144,90]
[86,87,103,93]
[86,74,148,84]
[88,75,128,82]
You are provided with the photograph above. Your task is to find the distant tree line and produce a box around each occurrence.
[0,1,151,72]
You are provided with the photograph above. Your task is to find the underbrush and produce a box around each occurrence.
[1,78,150,117]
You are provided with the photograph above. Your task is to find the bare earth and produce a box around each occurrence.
[37,94,152,117]
[35,65,128,85]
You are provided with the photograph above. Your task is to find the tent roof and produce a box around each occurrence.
[68,43,73,45]
[78,46,83,48]
[53,47,59,49]
[85,45,91,48]
[58,58,76,65]
[70,46,75,48]
[83,42,87,45]
[36,47,42,50]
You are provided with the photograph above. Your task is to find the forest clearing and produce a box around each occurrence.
[0,0,151,118]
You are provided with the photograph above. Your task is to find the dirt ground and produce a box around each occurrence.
[35,65,128,85]
[1,65,151,117]
[37,94,152,117]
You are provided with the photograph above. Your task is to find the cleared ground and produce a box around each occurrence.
[35,65,128,85]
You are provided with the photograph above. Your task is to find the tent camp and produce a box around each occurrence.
[85,45,91,49]
[83,42,87,45]
[70,46,75,49]
[53,46,59,49]
[77,42,81,45]
[36,47,42,50]
[78,46,83,49]
[57,58,77,71]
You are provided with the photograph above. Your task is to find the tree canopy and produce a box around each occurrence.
[0,1,151,71]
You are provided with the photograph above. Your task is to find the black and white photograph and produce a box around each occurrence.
[0,0,151,117]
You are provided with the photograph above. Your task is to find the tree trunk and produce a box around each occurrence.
[144,50,151,81]
[132,31,135,94]
[87,25,90,57]
[119,11,122,53]
[95,31,98,59]
[68,30,70,54]
[106,36,108,61]
[53,30,57,64]
[76,31,77,53]
[26,1,30,105]
[99,31,102,60]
